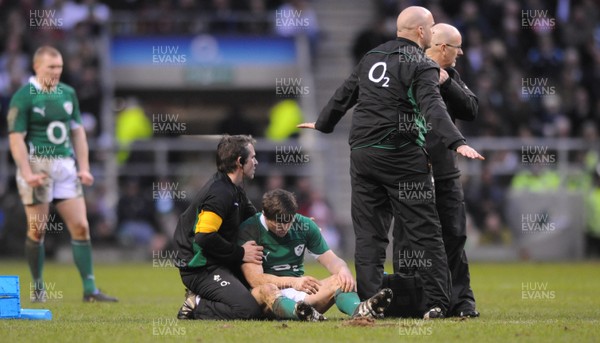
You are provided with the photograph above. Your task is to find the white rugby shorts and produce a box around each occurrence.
[280,288,308,302]
[16,157,83,205]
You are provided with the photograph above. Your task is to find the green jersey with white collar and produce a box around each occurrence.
[238,213,330,277]
[8,77,82,158]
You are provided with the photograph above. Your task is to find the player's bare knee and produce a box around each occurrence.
[258,283,280,304]
[326,274,342,291]
[261,283,279,294]
[27,227,45,241]
[69,220,90,239]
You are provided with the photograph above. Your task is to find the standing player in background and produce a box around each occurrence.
[421,23,479,318]
[174,135,264,320]
[298,7,484,319]
[7,46,117,302]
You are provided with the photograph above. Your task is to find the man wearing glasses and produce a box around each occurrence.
[416,23,479,318]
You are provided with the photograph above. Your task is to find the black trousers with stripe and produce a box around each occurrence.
[350,145,450,313]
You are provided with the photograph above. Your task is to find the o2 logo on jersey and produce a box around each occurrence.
[368,62,390,88]
[271,264,300,272]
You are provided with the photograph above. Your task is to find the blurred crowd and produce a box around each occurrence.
[370,0,600,139]
[1,0,599,257]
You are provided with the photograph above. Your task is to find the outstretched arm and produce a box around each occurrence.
[298,64,360,133]
[417,67,484,160]
[297,122,316,129]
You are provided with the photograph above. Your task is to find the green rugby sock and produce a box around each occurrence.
[272,296,299,319]
[334,289,361,316]
[71,239,97,295]
[25,237,45,291]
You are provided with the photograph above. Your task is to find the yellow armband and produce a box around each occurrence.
[195,210,223,234]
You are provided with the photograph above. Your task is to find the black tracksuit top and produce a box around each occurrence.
[315,37,466,152]
[173,171,256,271]
[426,68,478,180]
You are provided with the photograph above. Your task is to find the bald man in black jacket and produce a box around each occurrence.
[298,7,483,320]
[394,23,480,318]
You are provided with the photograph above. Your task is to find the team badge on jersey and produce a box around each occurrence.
[294,244,305,256]
[63,101,73,115]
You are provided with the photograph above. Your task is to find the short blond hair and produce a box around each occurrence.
[33,46,61,65]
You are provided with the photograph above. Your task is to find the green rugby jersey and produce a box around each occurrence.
[238,213,330,277]
[8,77,82,157]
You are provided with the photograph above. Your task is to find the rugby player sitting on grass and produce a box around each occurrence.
[238,188,393,321]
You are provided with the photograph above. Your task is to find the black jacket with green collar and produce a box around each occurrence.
[315,37,466,151]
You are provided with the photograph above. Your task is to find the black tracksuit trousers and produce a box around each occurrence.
[392,176,476,315]
[433,177,476,314]
[180,265,261,320]
[350,145,450,313]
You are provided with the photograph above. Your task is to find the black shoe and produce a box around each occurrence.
[31,289,47,303]
[458,309,480,318]
[83,289,118,302]
[423,307,445,320]
[353,288,393,319]
[177,289,198,320]
[294,301,326,321]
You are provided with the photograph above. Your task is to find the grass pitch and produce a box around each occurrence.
[1,261,599,343]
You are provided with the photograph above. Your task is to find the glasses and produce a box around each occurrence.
[435,43,462,49]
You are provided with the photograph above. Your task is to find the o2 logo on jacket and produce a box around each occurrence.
[368,62,390,87]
